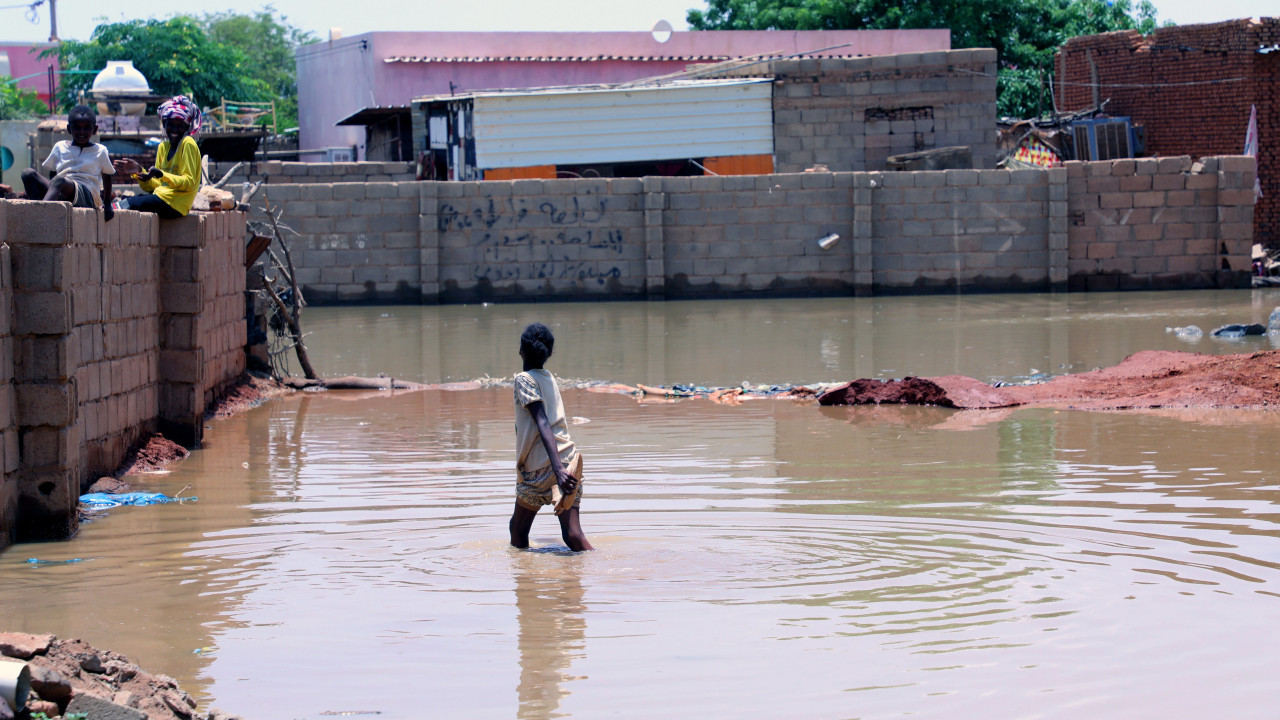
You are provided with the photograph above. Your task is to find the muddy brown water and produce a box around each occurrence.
[3,290,1280,719]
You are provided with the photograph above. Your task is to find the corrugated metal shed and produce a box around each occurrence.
[469,78,774,169]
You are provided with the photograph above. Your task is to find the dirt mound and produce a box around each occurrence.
[1000,349,1280,410]
[206,372,292,419]
[818,350,1280,411]
[115,434,189,476]
[0,632,240,720]
[818,377,954,407]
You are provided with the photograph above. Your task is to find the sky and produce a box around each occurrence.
[1,0,1276,45]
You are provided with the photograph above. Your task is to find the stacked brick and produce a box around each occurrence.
[0,231,12,544]
[868,168,1062,291]
[655,173,855,295]
[207,161,416,187]
[0,201,247,548]
[1065,156,1255,289]
[738,50,998,173]
[196,214,247,414]
[1056,19,1280,246]
[249,182,423,303]
[429,178,646,301]
[157,213,248,446]
[72,209,161,480]
[253,160,1256,303]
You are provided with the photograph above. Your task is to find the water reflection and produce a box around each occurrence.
[513,550,587,719]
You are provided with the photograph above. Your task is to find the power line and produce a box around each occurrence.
[0,0,42,11]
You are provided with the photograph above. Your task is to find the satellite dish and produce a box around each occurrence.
[651,19,673,44]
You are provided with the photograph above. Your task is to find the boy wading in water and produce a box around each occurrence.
[510,323,594,552]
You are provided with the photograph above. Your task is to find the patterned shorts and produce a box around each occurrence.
[515,462,583,512]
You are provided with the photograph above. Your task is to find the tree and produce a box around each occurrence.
[0,79,49,120]
[687,0,1159,118]
[44,17,271,112]
[200,7,316,132]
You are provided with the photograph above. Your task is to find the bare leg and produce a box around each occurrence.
[509,502,538,548]
[19,168,48,199]
[557,506,593,551]
[44,176,76,202]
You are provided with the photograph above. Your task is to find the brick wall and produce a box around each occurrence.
[730,50,999,173]
[0,233,13,545]
[247,157,1253,303]
[255,182,423,304]
[1056,19,1280,246]
[71,210,161,480]
[0,202,246,548]
[1066,156,1257,290]
[207,161,416,188]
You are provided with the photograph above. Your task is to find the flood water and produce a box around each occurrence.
[3,289,1280,719]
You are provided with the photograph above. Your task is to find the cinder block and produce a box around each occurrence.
[6,200,71,245]
[159,349,202,384]
[14,292,71,335]
[157,215,204,248]
[19,425,74,468]
[160,282,204,314]
[17,384,75,427]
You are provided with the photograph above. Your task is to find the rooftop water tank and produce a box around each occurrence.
[92,61,150,116]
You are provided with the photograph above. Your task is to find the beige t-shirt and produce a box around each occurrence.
[513,369,575,473]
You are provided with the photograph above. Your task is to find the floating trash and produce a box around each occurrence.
[79,492,197,512]
[26,558,84,567]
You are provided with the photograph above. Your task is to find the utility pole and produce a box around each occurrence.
[48,0,58,41]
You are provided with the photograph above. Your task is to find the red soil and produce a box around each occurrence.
[819,350,1280,411]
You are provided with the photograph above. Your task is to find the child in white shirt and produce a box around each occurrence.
[20,105,115,221]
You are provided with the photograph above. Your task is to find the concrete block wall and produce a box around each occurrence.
[737,50,999,174]
[207,161,416,188]
[868,167,1061,292]
[654,173,857,296]
[157,213,248,446]
[1065,155,1256,290]
[251,182,424,303]
[247,157,1253,304]
[0,221,14,545]
[429,178,647,301]
[73,209,161,480]
[0,201,247,547]
[196,213,248,412]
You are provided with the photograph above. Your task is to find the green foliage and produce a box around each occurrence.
[199,6,316,130]
[687,0,1161,118]
[0,77,51,119]
[41,7,315,131]
[45,16,268,111]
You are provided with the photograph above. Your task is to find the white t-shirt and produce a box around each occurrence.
[41,140,114,207]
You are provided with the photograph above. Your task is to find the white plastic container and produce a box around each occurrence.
[92,60,151,116]
[0,660,30,712]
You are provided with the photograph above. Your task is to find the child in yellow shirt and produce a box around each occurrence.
[113,95,201,218]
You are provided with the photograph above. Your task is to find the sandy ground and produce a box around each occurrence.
[819,350,1280,411]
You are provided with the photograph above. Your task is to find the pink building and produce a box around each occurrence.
[296,30,951,160]
[0,42,58,105]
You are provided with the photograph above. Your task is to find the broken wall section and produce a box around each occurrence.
[1056,19,1280,247]
[1065,156,1257,290]
[0,202,246,549]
